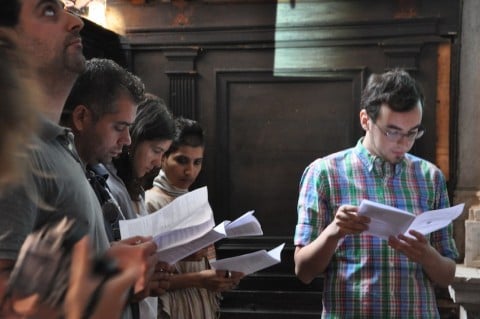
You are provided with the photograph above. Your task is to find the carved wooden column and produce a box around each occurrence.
[164,48,200,119]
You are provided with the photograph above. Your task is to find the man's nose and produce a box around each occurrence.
[396,134,414,148]
[65,8,85,33]
[120,130,131,146]
[184,163,194,174]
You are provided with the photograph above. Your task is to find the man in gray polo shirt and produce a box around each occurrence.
[0,1,157,318]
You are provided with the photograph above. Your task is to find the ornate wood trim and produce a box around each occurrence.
[164,47,200,118]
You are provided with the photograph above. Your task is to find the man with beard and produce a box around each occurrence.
[293,69,458,319]
[0,2,157,318]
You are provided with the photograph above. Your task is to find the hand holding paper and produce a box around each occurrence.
[119,187,264,264]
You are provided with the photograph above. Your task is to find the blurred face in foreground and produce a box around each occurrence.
[3,0,86,77]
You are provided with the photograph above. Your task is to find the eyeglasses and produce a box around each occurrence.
[373,122,425,142]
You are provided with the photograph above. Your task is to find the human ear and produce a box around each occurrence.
[161,154,168,167]
[71,105,92,132]
[359,109,370,131]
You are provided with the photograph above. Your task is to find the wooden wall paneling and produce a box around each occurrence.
[381,40,422,72]
[131,51,170,103]
[81,19,129,67]
[274,3,453,168]
[214,68,366,236]
[408,43,442,166]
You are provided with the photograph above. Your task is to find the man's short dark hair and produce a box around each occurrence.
[62,58,145,123]
[361,69,424,121]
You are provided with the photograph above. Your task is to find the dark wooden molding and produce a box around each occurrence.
[382,42,422,72]
[125,25,276,48]
[380,37,450,72]
[124,17,445,48]
[164,47,200,73]
[275,17,441,45]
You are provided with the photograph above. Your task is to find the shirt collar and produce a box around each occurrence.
[38,115,83,165]
[87,163,110,182]
[38,115,72,142]
[353,137,406,177]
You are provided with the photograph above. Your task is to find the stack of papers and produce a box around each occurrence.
[119,187,215,254]
[119,186,285,271]
[155,210,263,264]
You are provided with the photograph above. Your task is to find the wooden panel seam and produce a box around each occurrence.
[436,43,451,179]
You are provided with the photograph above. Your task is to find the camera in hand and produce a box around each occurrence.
[3,217,119,308]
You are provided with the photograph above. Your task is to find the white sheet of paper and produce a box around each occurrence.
[407,204,465,235]
[157,223,228,264]
[225,210,263,238]
[153,218,215,251]
[358,200,415,240]
[210,243,285,275]
[358,199,464,240]
[119,188,265,264]
[157,212,264,264]
[119,186,215,248]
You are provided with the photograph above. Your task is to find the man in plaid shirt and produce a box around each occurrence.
[294,69,458,318]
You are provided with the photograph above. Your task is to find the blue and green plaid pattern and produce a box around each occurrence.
[294,140,458,318]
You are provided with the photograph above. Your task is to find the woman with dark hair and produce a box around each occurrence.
[145,117,243,319]
[108,95,175,218]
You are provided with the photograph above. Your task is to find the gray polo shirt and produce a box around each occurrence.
[0,116,110,260]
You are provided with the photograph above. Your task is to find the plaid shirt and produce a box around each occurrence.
[294,139,458,319]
